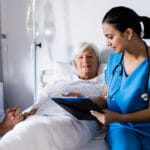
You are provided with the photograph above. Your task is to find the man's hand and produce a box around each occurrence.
[23,108,37,120]
[0,106,24,136]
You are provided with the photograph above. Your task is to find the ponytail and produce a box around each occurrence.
[139,16,150,39]
[102,6,150,39]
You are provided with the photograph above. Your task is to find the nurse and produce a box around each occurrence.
[90,6,150,150]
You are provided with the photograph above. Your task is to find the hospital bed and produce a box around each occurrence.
[0,49,112,150]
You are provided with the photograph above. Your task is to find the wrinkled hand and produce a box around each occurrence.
[60,92,83,98]
[90,109,120,125]
[5,106,24,125]
[23,108,37,119]
[1,106,24,135]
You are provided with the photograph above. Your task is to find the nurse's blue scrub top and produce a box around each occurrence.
[105,52,150,136]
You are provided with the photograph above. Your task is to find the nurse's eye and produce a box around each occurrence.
[106,34,113,40]
[108,35,113,39]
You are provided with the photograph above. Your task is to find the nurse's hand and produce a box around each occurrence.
[90,109,120,125]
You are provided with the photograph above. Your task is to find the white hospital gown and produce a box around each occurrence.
[33,72,105,140]
[36,73,104,108]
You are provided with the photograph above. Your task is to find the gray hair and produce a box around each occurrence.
[72,41,101,64]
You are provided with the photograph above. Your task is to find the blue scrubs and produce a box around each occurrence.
[105,52,150,150]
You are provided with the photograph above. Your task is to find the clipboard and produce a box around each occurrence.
[50,97,104,120]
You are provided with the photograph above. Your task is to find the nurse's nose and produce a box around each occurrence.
[106,39,112,47]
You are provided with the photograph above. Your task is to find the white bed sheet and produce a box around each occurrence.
[0,63,108,150]
[0,100,108,150]
[79,133,109,150]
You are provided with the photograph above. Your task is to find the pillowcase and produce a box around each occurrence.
[54,61,106,80]
[54,61,77,80]
[40,61,77,87]
[40,47,113,87]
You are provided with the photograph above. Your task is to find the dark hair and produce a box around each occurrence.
[102,6,150,39]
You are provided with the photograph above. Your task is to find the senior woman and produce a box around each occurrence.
[73,41,99,80]
[35,41,104,102]
[60,41,103,98]
[0,42,106,150]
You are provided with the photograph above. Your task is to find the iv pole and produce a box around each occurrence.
[32,0,37,103]
[32,0,50,103]
[26,0,41,104]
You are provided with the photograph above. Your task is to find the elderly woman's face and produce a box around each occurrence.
[75,47,99,80]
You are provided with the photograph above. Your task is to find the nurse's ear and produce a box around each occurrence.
[124,28,133,41]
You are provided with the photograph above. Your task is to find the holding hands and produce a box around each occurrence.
[0,106,37,136]
[0,106,24,135]
[23,108,37,119]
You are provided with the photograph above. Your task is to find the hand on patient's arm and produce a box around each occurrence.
[23,108,37,119]
[60,92,83,98]
[0,106,24,136]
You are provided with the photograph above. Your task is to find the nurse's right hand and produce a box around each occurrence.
[90,109,121,125]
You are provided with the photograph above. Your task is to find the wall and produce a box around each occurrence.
[67,0,150,49]
[0,0,150,110]
[0,0,33,110]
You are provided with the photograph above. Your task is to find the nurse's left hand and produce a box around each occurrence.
[90,109,120,125]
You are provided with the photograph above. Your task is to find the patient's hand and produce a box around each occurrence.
[60,92,83,98]
[23,108,37,119]
[0,106,24,136]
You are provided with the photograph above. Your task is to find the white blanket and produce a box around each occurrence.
[0,69,107,150]
[0,100,102,150]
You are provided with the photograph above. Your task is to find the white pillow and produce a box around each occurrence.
[40,48,112,87]
[40,62,106,85]
[54,61,77,80]
[54,61,106,80]
[39,62,74,85]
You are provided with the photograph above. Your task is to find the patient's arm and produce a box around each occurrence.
[91,84,107,109]
[0,106,24,136]
[60,84,107,109]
